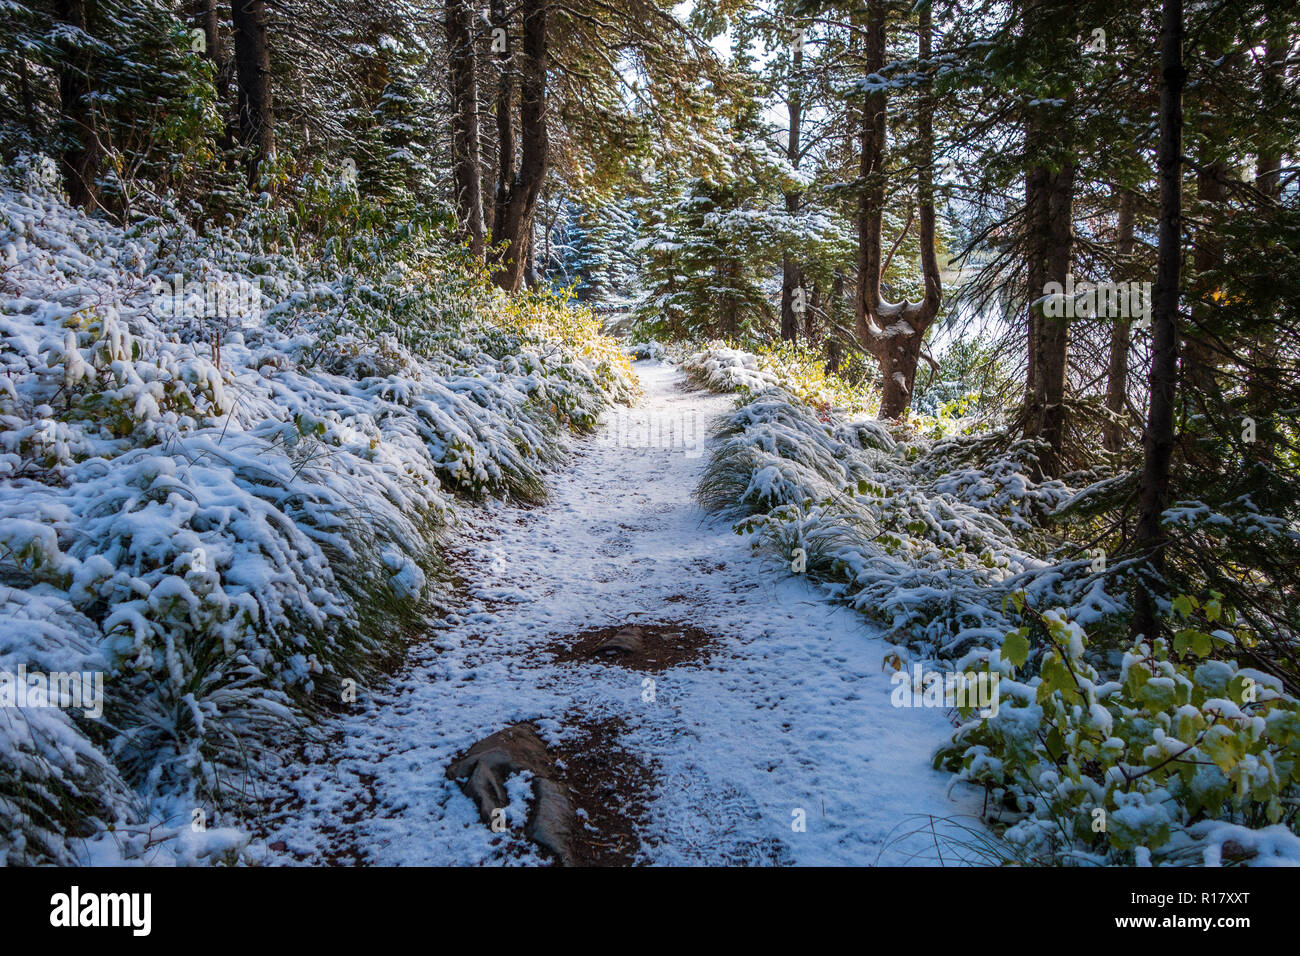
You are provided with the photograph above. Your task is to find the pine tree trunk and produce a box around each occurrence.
[779,44,803,342]
[491,0,514,242]
[1103,188,1136,453]
[1133,0,1185,640]
[54,0,98,209]
[195,0,235,151]
[1184,159,1225,405]
[806,281,819,340]
[1018,2,1078,478]
[1248,22,1287,427]
[1256,22,1286,202]
[1021,116,1076,477]
[196,0,221,74]
[230,0,275,188]
[781,255,802,342]
[826,271,846,373]
[492,0,548,292]
[446,0,485,257]
[19,54,38,139]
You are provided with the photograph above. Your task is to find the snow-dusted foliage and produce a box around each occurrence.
[692,345,1300,865]
[0,166,634,863]
[688,347,1090,654]
[682,346,779,394]
[937,600,1300,866]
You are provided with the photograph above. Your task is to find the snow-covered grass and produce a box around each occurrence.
[681,343,780,394]
[0,163,634,864]
[686,347,1086,654]
[686,345,1300,866]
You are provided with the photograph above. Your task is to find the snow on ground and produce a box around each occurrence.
[255,359,984,865]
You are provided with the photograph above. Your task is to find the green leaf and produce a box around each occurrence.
[1002,630,1030,669]
[1045,727,1065,761]
[1174,628,1212,657]
[1140,679,1177,710]
[1202,725,1244,774]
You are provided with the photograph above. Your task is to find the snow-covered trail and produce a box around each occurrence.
[258,359,983,865]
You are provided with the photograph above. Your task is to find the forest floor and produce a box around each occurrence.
[253,358,984,865]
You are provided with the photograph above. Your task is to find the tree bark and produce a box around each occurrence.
[1184,158,1225,404]
[54,0,98,209]
[195,0,235,151]
[1248,22,1287,424]
[196,0,221,75]
[446,0,485,257]
[1103,187,1136,453]
[1133,0,1185,640]
[826,271,846,373]
[491,0,514,242]
[492,0,549,291]
[806,281,819,340]
[19,54,38,140]
[780,43,804,342]
[853,0,942,420]
[1021,119,1076,476]
[1256,23,1286,202]
[230,0,275,188]
[1017,2,1078,478]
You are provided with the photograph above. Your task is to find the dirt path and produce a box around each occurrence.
[257,359,982,865]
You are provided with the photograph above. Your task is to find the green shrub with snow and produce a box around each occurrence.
[691,344,1300,864]
[690,354,1088,654]
[0,163,634,863]
[937,595,1300,866]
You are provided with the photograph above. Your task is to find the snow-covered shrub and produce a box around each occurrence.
[682,342,878,416]
[936,595,1300,865]
[695,374,1087,653]
[0,166,633,862]
[694,345,1300,864]
[747,340,880,416]
[682,345,779,394]
[0,587,135,865]
[627,340,665,361]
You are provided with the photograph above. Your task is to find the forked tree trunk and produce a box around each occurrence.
[1132,0,1185,640]
[230,0,275,188]
[446,0,485,257]
[492,0,548,291]
[854,0,942,420]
